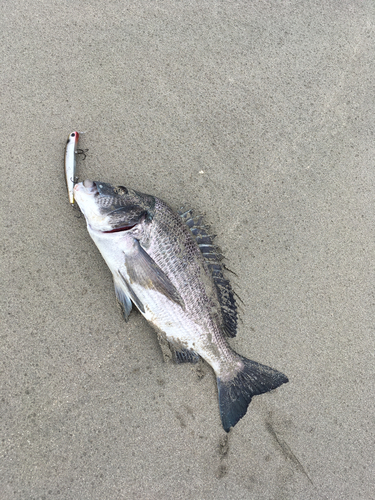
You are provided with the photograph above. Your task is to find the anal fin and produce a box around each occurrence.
[173,347,201,364]
[155,333,201,364]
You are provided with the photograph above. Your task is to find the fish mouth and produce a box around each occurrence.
[74,179,98,197]
[83,179,96,189]
[75,180,121,198]
[83,179,98,193]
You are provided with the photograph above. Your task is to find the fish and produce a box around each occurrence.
[64,131,79,204]
[73,179,288,432]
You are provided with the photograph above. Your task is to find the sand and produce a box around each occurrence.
[1,1,374,498]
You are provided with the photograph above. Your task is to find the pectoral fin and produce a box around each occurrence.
[120,239,185,309]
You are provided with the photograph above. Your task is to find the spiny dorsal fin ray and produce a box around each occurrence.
[178,207,238,338]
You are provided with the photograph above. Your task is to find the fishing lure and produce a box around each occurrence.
[64,131,79,204]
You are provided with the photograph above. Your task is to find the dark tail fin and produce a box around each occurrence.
[217,357,288,432]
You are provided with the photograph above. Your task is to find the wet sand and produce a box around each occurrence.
[1,1,374,498]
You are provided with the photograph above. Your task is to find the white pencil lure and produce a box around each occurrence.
[64,131,79,204]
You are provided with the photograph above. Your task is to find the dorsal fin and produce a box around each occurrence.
[179,208,238,338]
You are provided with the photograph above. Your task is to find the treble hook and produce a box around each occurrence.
[76,148,88,161]
[70,175,80,185]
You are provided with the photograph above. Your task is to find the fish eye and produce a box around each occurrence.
[116,186,128,195]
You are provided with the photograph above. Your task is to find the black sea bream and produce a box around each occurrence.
[74,180,288,432]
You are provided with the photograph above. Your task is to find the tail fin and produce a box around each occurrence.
[217,357,288,432]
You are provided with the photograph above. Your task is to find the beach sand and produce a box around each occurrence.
[1,1,374,498]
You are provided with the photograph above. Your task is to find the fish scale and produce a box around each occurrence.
[73,179,288,431]
[144,199,228,363]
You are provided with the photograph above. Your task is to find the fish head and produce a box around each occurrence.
[74,180,155,232]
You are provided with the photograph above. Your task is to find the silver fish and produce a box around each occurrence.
[74,180,288,431]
